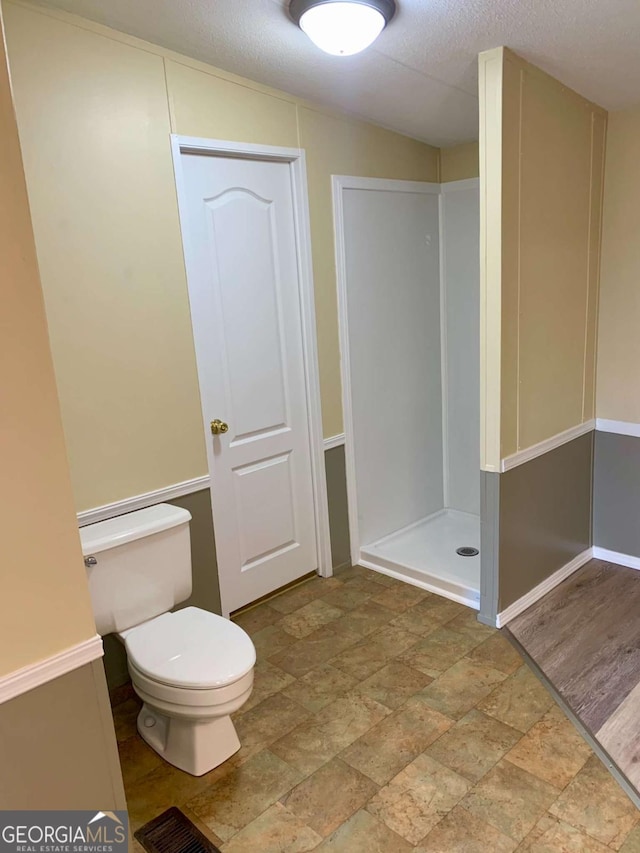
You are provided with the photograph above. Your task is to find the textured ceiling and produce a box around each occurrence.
[37,0,640,146]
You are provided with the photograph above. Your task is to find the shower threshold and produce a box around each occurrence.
[360,509,481,609]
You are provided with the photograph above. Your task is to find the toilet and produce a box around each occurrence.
[79,503,256,777]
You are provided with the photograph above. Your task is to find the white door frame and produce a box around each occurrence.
[332,175,441,568]
[171,134,333,613]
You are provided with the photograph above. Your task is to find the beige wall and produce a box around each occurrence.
[4,1,439,511]
[440,141,479,182]
[0,661,126,809]
[0,2,97,675]
[479,47,606,469]
[597,106,640,423]
[298,106,439,432]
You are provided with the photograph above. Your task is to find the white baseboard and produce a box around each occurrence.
[595,419,640,438]
[324,433,345,450]
[0,635,103,705]
[592,546,640,571]
[501,420,595,472]
[497,547,593,628]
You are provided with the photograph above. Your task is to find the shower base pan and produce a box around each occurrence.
[360,509,481,609]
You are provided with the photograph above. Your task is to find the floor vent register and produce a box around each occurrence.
[134,807,221,853]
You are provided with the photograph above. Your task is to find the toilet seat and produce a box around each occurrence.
[129,660,254,713]
[121,606,256,690]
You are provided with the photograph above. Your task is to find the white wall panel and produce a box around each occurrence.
[442,180,481,515]
[343,186,443,546]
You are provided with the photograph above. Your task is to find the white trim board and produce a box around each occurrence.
[496,548,593,628]
[478,49,504,474]
[333,175,362,567]
[0,635,103,705]
[77,476,211,527]
[596,419,640,438]
[78,436,343,528]
[592,547,640,571]
[324,433,345,450]
[500,420,595,472]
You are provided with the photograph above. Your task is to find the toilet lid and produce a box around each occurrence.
[124,607,256,689]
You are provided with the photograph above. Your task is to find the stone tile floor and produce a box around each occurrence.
[114,566,640,852]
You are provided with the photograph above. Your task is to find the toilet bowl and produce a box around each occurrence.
[120,607,256,776]
[80,504,257,777]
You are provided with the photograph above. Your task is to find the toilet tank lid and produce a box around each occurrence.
[79,504,192,555]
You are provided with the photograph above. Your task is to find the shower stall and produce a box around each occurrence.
[333,175,480,607]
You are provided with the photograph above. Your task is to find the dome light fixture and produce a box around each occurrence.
[289,0,396,57]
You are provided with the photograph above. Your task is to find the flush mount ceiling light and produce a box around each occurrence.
[289,0,396,56]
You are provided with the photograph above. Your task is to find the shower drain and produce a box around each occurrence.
[456,546,479,557]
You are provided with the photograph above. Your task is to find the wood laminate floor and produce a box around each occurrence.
[506,559,640,793]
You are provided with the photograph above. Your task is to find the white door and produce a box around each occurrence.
[178,149,319,613]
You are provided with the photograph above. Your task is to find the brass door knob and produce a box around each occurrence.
[210,419,229,435]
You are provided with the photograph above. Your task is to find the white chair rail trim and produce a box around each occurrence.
[595,419,640,438]
[500,420,595,472]
[78,436,345,527]
[323,433,346,450]
[77,476,211,527]
[0,634,103,705]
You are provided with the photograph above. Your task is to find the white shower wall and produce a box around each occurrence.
[441,180,481,516]
[341,183,443,548]
[336,175,480,604]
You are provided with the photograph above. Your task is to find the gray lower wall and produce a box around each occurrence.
[478,471,500,626]
[103,445,351,690]
[0,661,126,809]
[594,431,640,557]
[325,444,351,571]
[496,432,593,612]
[173,490,223,614]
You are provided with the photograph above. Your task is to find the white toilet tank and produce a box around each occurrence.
[79,504,193,635]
